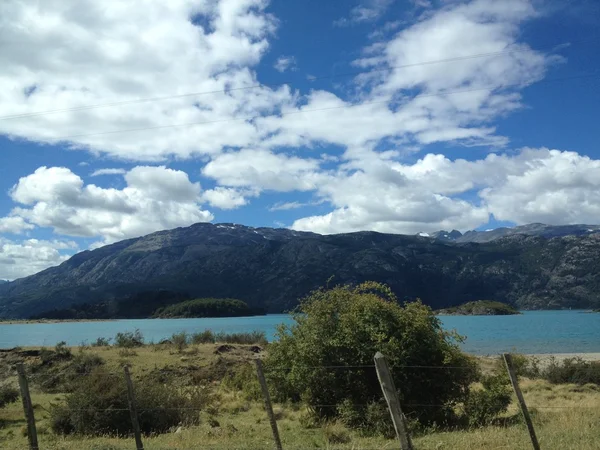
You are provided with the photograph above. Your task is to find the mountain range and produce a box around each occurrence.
[1,222,599,318]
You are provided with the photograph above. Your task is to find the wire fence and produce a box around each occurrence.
[1,353,597,450]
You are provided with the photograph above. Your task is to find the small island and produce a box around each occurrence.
[153,298,265,318]
[436,300,521,316]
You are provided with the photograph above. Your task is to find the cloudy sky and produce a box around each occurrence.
[1,0,599,279]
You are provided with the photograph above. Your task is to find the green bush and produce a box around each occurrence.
[0,384,19,409]
[265,282,479,431]
[55,341,72,358]
[542,357,600,385]
[221,363,262,401]
[171,332,189,352]
[214,331,267,345]
[191,330,215,344]
[91,337,112,347]
[50,369,210,436]
[493,353,541,379]
[336,399,394,437]
[33,351,105,393]
[463,373,511,426]
[114,329,144,348]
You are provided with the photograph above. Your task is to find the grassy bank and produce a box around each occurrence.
[1,340,600,449]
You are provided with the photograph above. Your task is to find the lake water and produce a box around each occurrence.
[1,310,598,355]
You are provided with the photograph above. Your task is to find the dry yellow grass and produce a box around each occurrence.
[1,345,599,449]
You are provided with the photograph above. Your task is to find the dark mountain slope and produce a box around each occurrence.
[1,223,599,318]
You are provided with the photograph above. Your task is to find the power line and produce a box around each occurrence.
[0,38,592,121]
[43,72,598,142]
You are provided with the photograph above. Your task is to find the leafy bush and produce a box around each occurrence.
[463,373,511,426]
[323,422,352,444]
[171,332,189,352]
[336,399,395,437]
[0,384,19,409]
[91,337,112,347]
[114,329,144,348]
[221,363,262,401]
[493,353,541,379]
[55,341,72,358]
[191,330,215,344]
[214,331,267,345]
[265,282,479,431]
[541,357,600,385]
[33,351,105,393]
[50,369,210,436]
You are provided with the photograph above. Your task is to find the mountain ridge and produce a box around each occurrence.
[1,222,600,318]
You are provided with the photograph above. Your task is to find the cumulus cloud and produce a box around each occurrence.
[0,238,77,280]
[0,0,290,161]
[0,0,589,245]
[0,216,34,234]
[291,148,600,234]
[202,187,254,209]
[274,56,297,72]
[9,166,213,244]
[91,168,127,177]
[202,149,323,191]
[481,149,600,225]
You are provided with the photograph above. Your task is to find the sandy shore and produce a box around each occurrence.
[527,353,600,363]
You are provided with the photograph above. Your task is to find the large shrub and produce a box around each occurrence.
[542,357,600,385]
[114,329,144,348]
[463,374,511,426]
[33,349,106,393]
[265,282,479,430]
[0,384,19,409]
[50,369,209,436]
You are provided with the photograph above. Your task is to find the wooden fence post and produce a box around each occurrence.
[123,366,144,450]
[255,359,283,450]
[16,363,39,450]
[374,352,414,450]
[503,353,541,450]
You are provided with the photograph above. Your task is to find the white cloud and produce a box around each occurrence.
[274,55,297,73]
[202,149,323,191]
[268,201,306,211]
[91,168,127,177]
[481,149,600,225]
[334,0,395,27]
[291,148,600,234]
[0,0,290,161]
[9,166,213,244]
[202,187,253,209]
[0,216,34,234]
[0,0,590,245]
[0,238,77,280]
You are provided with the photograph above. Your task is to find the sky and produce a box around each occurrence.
[1,0,600,280]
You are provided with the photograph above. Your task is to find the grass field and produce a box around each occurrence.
[1,343,599,449]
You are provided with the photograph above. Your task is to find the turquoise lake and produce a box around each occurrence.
[1,310,599,355]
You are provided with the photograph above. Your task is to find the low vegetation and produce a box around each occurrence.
[154,298,264,318]
[49,370,209,436]
[1,282,599,449]
[437,300,521,315]
[0,384,19,409]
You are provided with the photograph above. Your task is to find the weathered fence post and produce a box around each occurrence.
[374,352,414,450]
[123,366,144,450]
[16,363,39,450]
[503,353,541,450]
[255,359,283,450]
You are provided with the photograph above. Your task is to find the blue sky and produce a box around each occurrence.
[0,0,599,279]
